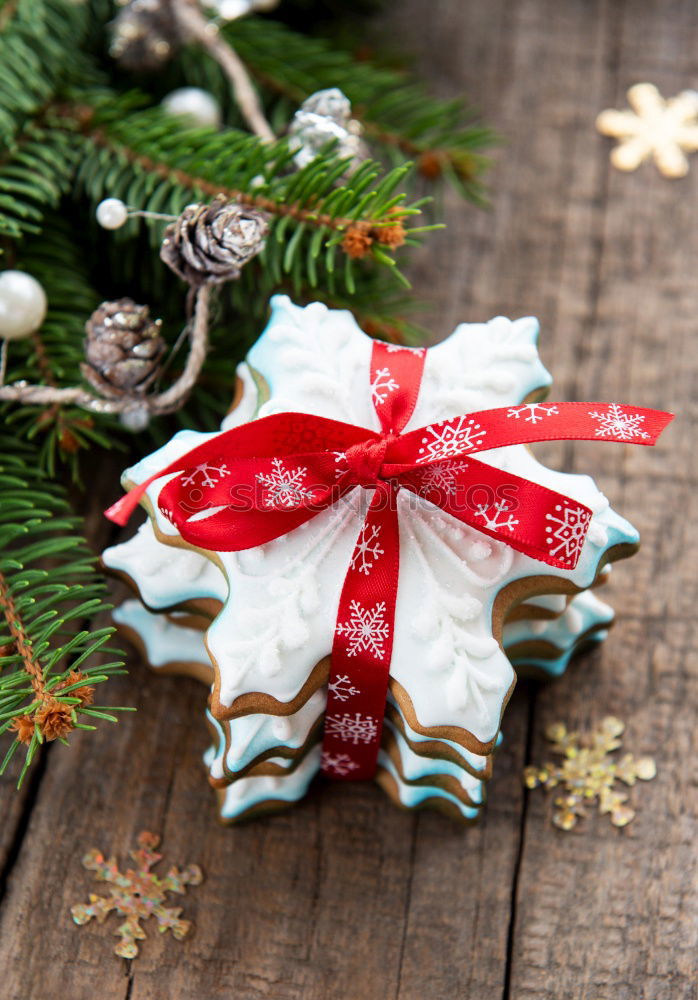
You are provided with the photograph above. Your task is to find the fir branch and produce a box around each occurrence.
[0,125,80,240]
[0,0,89,142]
[222,17,494,198]
[0,433,127,784]
[64,96,419,291]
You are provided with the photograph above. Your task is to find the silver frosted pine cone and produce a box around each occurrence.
[82,298,166,400]
[109,0,180,71]
[160,198,269,286]
[288,87,365,170]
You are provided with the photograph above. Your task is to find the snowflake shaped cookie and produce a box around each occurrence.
[596,83,698,177]
[117,296,639,752]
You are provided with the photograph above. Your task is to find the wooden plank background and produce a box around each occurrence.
[1,1,696,997]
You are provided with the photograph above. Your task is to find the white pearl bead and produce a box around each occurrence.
[120,403,151,432]
[215,0,251,19]
[161,88,222,128]
[96,198,129,230]
[0,271,47,340]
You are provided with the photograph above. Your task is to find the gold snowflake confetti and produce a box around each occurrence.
[71,831,203,958]
[596,83,698,178]
[524,716,657,831]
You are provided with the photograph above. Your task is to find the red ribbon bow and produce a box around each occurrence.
[106,342,672,781]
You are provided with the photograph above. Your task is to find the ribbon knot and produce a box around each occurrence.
[344,434,396,487]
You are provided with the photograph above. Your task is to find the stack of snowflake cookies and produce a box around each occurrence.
[103,296,644,824]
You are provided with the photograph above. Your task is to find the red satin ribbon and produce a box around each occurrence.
[106,342,672,780]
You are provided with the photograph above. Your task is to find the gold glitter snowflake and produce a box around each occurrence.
[596,83,698,178]
[524,716,657,831]
[71,831,203,958]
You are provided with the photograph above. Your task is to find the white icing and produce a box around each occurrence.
[213,742,480,822]
[377,753,480,821]
[104,520,228,608]
[220,362,260,431]
[113,599,209,668]
[503,590,614,651]
[216,745,322,818]
[116,591,607,788]
[384,720,484,804]
[114,296,636,745]
[524,593,568,613]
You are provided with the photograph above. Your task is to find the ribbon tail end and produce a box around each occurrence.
[104,493,140,527]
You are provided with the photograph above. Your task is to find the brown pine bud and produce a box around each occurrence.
[342,222,374,259]
[59,670,95,708]
[418,151,443,179]
[376,219,406,249]
[9,714,35,745]
[35,700,74,742]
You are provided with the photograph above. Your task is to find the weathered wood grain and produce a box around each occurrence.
[1,1,696,997]
[386,0,698,997]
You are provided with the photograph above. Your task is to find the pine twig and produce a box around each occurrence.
[171,0,275,142]
[80,114,408,242]
[0,571,48,705]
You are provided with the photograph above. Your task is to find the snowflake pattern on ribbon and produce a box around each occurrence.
[351,523,384,575]
[335,600,390,658]
[474,502,520,533]
[545,501,592,563]
[70,831,203,960]
[321,750,360,775]
[385,343,424,353]
[506,403,560,424]
[370,367,400,405]
[333,450,349,472]
[589,404,650,441]
[417,417,487,463]
[325,712,380,745]
[180,462,231,488]
[256,457,314,509]
[328,673,361,702]
[418,459,470,496]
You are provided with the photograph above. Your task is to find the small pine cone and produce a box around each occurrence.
[160,198,269,286]
[300,88,352,124]
[35,700,74,742]
[109,0,180,71]
[82,298,165,400]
